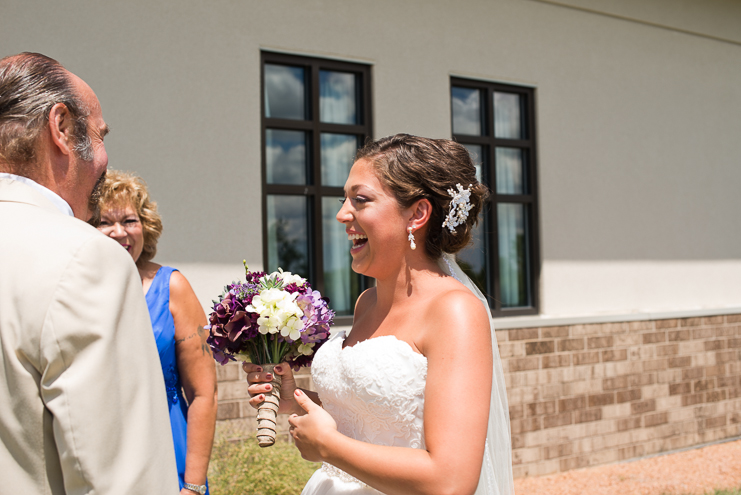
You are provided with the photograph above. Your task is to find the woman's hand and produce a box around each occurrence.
[289,389,338,462]
[242,362,298,414]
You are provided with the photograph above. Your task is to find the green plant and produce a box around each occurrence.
[208,433,319,495]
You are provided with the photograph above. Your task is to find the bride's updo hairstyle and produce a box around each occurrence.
[355,133,489,259]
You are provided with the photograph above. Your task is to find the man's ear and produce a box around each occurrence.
[408,198,433,231]
[47,102,73,156]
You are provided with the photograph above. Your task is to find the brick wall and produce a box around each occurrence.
[214,314,741,473]
[502,314,741,477]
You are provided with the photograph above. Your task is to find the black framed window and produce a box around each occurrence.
[262,52,373,320]
[451,78,540,316]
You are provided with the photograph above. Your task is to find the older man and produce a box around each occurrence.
[0,53,179,494]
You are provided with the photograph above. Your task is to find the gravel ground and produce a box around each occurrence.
[514,439,741,495]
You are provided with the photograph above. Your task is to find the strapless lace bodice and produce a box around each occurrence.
[302,331,428,494]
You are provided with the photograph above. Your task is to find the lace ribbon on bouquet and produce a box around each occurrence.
[440,253,515,495]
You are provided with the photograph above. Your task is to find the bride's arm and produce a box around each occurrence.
[289,289,493,495]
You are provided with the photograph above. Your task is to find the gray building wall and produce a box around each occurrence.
[2,0,740,321]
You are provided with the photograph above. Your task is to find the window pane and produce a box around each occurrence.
[264,64,306,120]
[495,147,525,194]
[266,129,308,185]
[462,144,484,183]
[320,71,358,124]
[497,204,530,308]
[321,133,358,187]
[452,87,482,136]
[267,195,309,277]
[494,92,523,139]
[456,209,488,300]
[322,197,362,316]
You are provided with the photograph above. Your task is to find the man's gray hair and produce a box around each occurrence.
[0,52,92,173]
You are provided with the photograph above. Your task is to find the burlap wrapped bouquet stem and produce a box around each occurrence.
[256,363,282,447]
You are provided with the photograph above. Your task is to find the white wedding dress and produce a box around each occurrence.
[301,255,514,495]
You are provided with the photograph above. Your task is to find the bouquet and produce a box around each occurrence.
[206,261,334,447]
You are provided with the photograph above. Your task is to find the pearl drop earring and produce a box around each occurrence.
[407,227,416,250]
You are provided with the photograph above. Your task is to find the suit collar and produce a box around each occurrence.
[0,177,72,217]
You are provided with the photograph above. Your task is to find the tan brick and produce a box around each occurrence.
[706,416,727,428]
[670,382,691,395]
[541,326,570,338]
[575,408,602,424]
[644,412,668,427]
[694,379,715,392]
[602,349,628,362]
[498,342,525,358]
[705,340,726,351]
[680,317,704,327]
[693,328,714,339]
[657,370,680,383]
[707,390,727,402]
[628,373,655,387]
[618,444,645,461]
[526,341,555,355]
[511,434,525,449]
[717,327,736,337]
[527,401,556,417]
[588,336,614,349]
[589,392,615,407]
[668,330,691,341]
[728,338,741,349]
[727,314,741,323]
[603,376,629,390]
[631,399,656,414]
[656,319,679,329]
[683,367,704,380]
[718,376,737,388]
[216,401,240,420]
[509,357,539,372]
[544,412,573,429]
[560,455,589,471]
[215,362,241,381]
[509,405,524,420]
[643,332,667,344]
[682,393,705,406]
[509,328,539,341]
[542,354,571,368]
[616,334,643,346]
[557,338,585,352]
[217,380,249,401]
[706,365,727,377]
[617,417,642,431]
[616,389,642,403]
[510,417,541,434]
[544,443,573,460]
[703,316,725,325]
[559,396,587,412]
[679,341,706,354]
[643,359,668,372]
[571,324,602,337]
[656,344,679,357]
[628,320,654,332]
[669,356,692,368]
[573,351,600,366]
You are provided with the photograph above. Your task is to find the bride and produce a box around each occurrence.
[244,134,513,495]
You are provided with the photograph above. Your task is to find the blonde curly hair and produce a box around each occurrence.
[95,169,163,265]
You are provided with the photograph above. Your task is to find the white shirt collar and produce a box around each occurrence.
[0,173,74,217]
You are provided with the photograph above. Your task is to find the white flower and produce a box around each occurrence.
[247,288,304,336]
[277,269,305,287]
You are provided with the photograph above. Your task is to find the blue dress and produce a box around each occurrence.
[146,266,209,494]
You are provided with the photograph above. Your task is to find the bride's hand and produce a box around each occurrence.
[289,389,338,462]
[242,362,297,414]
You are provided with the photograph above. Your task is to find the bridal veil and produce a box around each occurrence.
[440,253,514,495]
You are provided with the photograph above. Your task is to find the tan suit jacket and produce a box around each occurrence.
[0,178,180,494]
